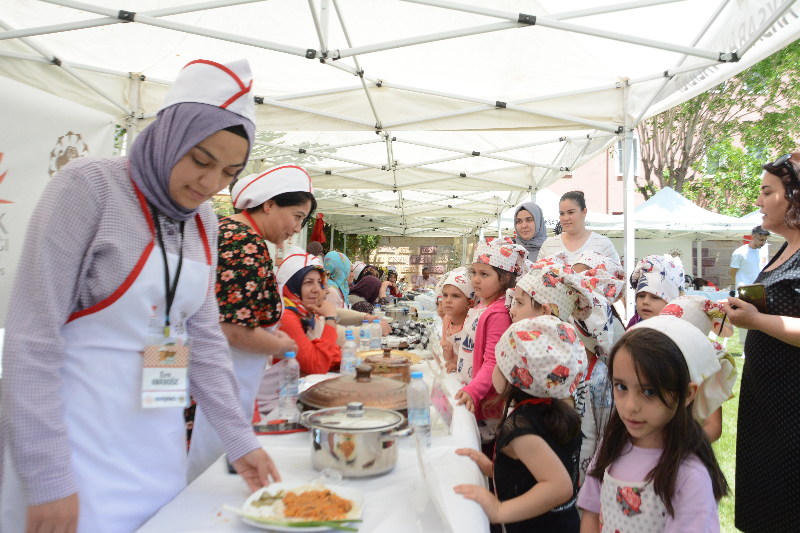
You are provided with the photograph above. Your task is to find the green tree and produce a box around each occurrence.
[637,40,800,204]
[306,216,380,262]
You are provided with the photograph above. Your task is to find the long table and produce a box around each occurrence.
[136,357,490,533]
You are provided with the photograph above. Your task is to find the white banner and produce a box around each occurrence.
[0,76,115,328]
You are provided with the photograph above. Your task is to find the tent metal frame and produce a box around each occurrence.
[3,0,797,278]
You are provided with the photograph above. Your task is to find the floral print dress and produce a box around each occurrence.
[185,217,282,446]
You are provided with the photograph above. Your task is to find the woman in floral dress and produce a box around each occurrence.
[187,164,316,482]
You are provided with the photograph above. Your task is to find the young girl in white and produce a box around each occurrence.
[658,295,737,443]
[436,267,476,373]
[627,254,684,327]
[453,237,528,444]
[454,317,587,532]
[578,315,729,533]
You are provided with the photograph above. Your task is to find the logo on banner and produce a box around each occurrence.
[49,132,90,177]
[0,153,12,205]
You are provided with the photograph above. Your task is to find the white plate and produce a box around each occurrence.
[240,483,364,532]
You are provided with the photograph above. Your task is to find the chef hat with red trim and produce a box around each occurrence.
[435,267,475,301]
[473,237,529,276]
[231,164,314,210]
[495,316,587,399]
[276,246,325,291]
[631,315,737,422]
[159,58,255,124]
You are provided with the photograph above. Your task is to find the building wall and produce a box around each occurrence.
[368,236,476,282]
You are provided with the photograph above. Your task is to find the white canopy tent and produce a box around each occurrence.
[2,0,800,311]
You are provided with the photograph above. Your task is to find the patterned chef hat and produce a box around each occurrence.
[572,293,616,359]
[660,295,732,337]
[630,254,685,303]
[436,267,475,301]
[495,316,588,399]
[231,164,313,210]
[572,251,626,305]
[516,263,593,322]
[159,58,255,124]
[473,237,530,276]
[632,315,736,421]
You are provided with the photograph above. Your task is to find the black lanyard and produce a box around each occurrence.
[150,206,185,337]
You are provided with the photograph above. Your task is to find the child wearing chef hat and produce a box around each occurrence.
[454,316,586,531]
[511,260,615,487]
[454,237,528,445]
[628,254,685,327]
[658,295,738,442]
[437,267,476,373]
[578,316,728,531]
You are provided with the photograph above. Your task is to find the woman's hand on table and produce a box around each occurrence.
[456,448,492,477]
[445,361,457,373]
[308,299,337,320]
[26,493,79,533]
[453,484,501,523]
[455,390,475,413]
[232,448,281,492]
[721,297,762,330]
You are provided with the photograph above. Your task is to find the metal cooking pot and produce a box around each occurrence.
[300,402,413,477]
[361,348,412,383]
[385,305,411,324]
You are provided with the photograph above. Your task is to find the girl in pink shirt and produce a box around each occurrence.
[454,238,528,443]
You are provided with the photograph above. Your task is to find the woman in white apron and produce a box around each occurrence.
[0,59,280,533]
[187,164,316,482]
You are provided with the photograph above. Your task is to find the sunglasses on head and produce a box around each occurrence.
[771,153,799,182]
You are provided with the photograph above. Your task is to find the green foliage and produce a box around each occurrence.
[638,40,800,208]
[212,196,234,217]
[305,217,381,262]
[113,125,126,157]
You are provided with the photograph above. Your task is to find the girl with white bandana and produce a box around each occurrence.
[436,267,476,373]
[659,295,738,442]
[454,237,528,444]
[578,316,729,533]
[454,317,586,532]
[627,254,685,327]
[512,260,615,487]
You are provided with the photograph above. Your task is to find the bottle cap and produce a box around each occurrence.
[411,371,423,379]
[285,351,296,359]
[345,332,354,340]
[373,319,380,323]
[363,319,369,324]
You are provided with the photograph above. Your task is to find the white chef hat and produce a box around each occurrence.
[231,164,314,210]
[276,246,324,291]
[159,58,255,124]
[631,315,735,422]
[352,262,366,279]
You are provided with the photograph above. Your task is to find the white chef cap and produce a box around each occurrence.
[231,164,313,210]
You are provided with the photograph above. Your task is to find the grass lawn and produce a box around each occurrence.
[714,327,744,533]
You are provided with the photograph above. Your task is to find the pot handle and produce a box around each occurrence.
[299,410,315,428]
[380,426,414,442]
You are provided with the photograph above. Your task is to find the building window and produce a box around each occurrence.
[617,139,638,177]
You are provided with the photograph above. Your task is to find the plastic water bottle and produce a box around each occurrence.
[359,319,371,350]
[407,371,431,448]
[370,319,383,349]
[341,330,358,376]
[278,352,300,422]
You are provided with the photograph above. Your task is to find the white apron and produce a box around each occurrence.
[598,467,668,533]
[1,206,211,533]
[455,306,486,386]
[186,323,280,483]
[186,213,283,483]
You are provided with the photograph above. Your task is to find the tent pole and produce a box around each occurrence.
[343,233,347,256]
[331,221,336,252]
[497,198,502,238]
[696,240,702,279]
[125,73,142,154]
[622,84,636,319]
[462,236,468,267]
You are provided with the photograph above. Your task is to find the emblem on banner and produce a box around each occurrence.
[49,132,90,177]
[0,152,12,204]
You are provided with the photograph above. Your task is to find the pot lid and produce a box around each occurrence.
[361,348,411,367]
[300,365,408,410]
[304,402,404,432]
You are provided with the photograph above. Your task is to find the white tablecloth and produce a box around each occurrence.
[136,361,489,533]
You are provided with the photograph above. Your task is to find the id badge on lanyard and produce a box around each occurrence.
[142,208,191,409]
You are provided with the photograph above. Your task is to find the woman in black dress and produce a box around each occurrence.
[722,153,800,532]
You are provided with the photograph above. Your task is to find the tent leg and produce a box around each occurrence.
[530,190,537,203]
[331,222,336,252]
[462,235,468,267]
[696,239,702,279]
[622,85,636,320]
[343,233,347,256]
[479,227,484,240]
